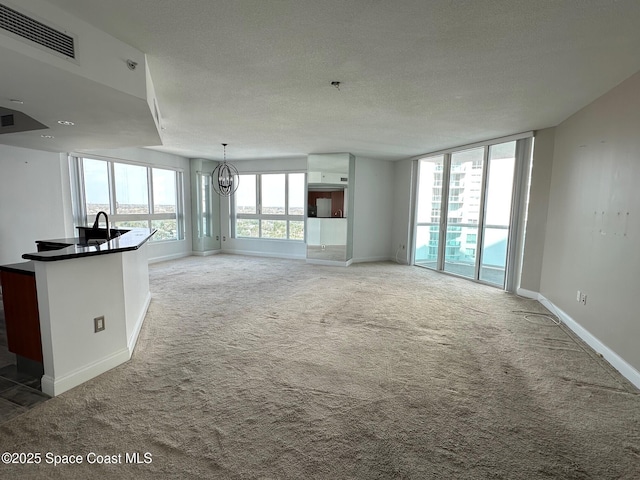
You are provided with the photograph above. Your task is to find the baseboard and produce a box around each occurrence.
[148,252,191,264]
[41,347,131,397]
[516,288,541,300]
[351,256,392,264]
[306,258,351,267]
[191,250,222,257]
[392,257,410,265]
[223,249,306,261]
[128,291,151,356]
[537,294,640,390]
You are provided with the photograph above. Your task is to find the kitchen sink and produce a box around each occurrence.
[77,226,129,243]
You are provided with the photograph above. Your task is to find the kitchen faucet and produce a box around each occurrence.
[92,211,111,240]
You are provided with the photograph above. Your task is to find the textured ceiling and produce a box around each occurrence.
[9,0,640,161]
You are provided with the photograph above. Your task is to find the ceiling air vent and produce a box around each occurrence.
[0,106,48,135]
[1,114,15,127]
[0,3,75,59]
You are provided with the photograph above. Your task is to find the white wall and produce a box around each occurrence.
[0,144,72,264]
[80,147,192,262]
[519,128,555,293]
[352,157,394,263]
[539,70,640,379]
[390,158,415,265]
[228,157,307,174]
[122,243,150,350]
[220,157,307,259]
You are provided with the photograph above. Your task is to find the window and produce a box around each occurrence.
[233,173,305,240]
[414,135,532,290]
[73,156,185,242]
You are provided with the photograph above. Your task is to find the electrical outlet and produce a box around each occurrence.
[94,316,105,333]
[581,293,587,305]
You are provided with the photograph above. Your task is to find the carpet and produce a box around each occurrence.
[1,255,638,479]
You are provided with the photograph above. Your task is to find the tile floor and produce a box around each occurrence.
[0,295,50,425]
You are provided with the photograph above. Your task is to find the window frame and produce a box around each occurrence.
[232,172,306,241]
[70,155,185,243]
[412,132,533,291]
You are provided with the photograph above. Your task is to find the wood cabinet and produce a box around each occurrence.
[0,265,43,362]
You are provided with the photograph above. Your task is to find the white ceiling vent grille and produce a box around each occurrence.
[0,3,75,59]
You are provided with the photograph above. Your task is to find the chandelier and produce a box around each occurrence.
[211,143,239,197]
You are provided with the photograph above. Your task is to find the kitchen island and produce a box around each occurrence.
[1,228,155,396]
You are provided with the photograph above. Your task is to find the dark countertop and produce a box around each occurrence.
[0,261,36,275]
[21,228,156,262]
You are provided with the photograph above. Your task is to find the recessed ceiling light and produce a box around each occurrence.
[41,134,55,139]
[10,99,24,104]
[57,120,74,126]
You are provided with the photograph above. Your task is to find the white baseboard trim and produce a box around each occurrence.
[127,291,151,355]
[148,252,191,264]
[537,294,640,390]
[306,258,351,267]
[41,347,131,397]
[351,256,392,264]
[223,249,306,260]
[392,258,410,265]
[191,250,222,257]
[516,288,542,300]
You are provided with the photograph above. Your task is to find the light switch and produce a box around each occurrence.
[94,316,105,332]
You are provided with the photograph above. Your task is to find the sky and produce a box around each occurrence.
[83,158,176,207]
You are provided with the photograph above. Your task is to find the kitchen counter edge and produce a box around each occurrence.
[21,228,157,262]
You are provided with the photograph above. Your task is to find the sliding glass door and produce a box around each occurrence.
[479,142,516,285]
[414,155,444,269]
[443,147,484,279]
[414,138,527,289]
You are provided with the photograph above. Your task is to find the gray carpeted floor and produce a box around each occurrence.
[1,255,638,479]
